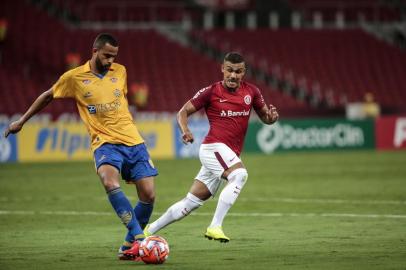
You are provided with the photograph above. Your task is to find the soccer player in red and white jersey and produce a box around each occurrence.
[143,52,279,242]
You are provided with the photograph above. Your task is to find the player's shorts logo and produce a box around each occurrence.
[87,105,96,114]
[244,95,252,105]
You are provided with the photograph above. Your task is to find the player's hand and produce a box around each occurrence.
[267,104,279,124]
[181,131,194,144]
[4,120,24,138]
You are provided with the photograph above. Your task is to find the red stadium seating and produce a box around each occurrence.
[193,28,406,110]
[1,1,314,117]
[287,0,402,23]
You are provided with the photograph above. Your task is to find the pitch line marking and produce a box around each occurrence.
[0,210,406,219]
[1,196,405,205]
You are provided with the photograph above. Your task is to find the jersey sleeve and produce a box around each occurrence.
[122,66,128,95]
[190,85,212,110]
[252,86,266,110]
[52,71,75,98]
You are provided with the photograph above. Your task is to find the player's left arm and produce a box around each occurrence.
[252,87,279,125]
[256,104,279,125]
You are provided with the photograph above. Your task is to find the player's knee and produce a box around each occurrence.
[98,169,121,191]
[186,192,204,208]
[169,193,203,221]
[139,192,155,204]
[228,168,248,186]
[102,179,121,192]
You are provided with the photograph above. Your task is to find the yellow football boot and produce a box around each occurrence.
[143,224,152,237]
[204,226,230,243]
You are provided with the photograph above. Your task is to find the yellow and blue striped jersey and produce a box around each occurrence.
[52,61,144,151]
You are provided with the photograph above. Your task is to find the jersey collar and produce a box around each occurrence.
[82,61,115,78]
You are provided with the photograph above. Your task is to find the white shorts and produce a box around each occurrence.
[195,143,241,196]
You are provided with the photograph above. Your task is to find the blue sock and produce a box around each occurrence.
[107,188,144,242]
[125,201,154,242]
[134,200,154,228]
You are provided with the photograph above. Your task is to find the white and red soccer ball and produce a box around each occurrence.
[139,235,169,264]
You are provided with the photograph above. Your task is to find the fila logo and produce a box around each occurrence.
[219,99,228,103]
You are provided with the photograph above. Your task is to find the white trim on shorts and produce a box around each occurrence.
[195,143,241,196]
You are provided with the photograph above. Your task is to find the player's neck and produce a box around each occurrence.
[89,59,106,76]
[222,81,238,93]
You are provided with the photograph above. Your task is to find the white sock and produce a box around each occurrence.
[148,193,203,234]
[209,168,248,228]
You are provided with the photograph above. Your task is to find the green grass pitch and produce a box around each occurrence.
[0,150,405,270]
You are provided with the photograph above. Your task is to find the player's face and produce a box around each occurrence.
[94,43,118,73]
[222,61,246,90]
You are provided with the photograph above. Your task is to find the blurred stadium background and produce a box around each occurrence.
[0,0,406,162]
[1,1,406,269]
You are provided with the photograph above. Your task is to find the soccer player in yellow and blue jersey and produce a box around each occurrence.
[4,33,155,261]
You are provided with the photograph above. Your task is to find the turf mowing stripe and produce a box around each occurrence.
[1,210,406,219]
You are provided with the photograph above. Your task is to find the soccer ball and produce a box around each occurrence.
[139,235,170,264]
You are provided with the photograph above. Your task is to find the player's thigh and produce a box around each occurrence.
[94,144,124,190]
[123,143,158,182]
[194,166,223,198]
[199,143,242,172]
[97,164,121,190]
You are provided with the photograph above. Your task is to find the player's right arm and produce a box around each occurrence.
[178,85,212,144]
[177,101,197,144]
[4,89,54,138]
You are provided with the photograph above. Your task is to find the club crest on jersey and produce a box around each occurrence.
[82,79,91,85]
[110,77,118,83]
[244,95,252,105]
[114,89,121,97]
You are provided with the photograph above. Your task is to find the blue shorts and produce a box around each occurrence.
[94,143,158,182]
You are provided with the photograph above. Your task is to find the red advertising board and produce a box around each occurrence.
[375,116,406,150]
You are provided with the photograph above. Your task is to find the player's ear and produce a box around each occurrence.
[221,64,225,73]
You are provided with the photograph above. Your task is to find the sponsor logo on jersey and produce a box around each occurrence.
[82,79,91,85]
[87,100,121,114]
[220,109,251,117]
[87,105,96,114]
[114,89,121,97]
[110,77,118,83]
[244,95,252,105]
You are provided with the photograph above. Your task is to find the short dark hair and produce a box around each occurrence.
[223,52,244,64]
[93,33,118,49]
